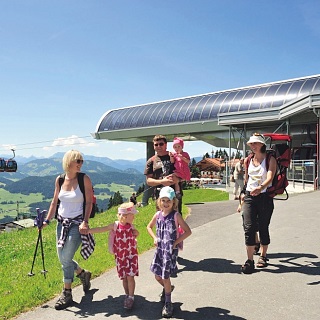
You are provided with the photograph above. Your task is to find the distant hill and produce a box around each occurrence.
[17,158,127,177]
[3,171,145,200]
[0,157,145,199]
[0,153,146,173]
[49,153,146,173]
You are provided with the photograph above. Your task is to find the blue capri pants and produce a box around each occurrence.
[56,222,82,284]
[242,192,274,246]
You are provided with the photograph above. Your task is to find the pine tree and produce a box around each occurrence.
[108,195,113,209]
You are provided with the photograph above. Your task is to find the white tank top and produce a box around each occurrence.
[246,158,270,193]
[58,185,84,218]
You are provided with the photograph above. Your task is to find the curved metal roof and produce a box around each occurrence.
[95,74,320,135]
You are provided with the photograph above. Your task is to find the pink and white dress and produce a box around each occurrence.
[113,222,139,280]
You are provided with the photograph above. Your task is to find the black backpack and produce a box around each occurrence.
[55,172,96,218]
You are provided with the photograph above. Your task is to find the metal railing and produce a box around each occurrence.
[287,159,316,185]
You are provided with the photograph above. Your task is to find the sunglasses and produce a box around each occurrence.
[253,133,264,137]
[75,159,84,164]
[154,142,165,147]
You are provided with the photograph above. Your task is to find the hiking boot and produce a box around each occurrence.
[54,289,73,310]
[241,259,255,274]
[77,270,91,293]
[162,302,173,318]
[160,285,175,302]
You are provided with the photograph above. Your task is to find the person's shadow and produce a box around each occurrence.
[177,256,240,274]
[176,253,320,285]
[261,252,320,281]
[62,289,246,319]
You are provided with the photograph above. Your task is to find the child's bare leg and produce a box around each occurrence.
[163,278,172,294]
[155,275,164,287]
[172,174,182,198]
[163,278,173,303]
[123,276,135,309]
[127,276,135,297]
[122,277,129,296]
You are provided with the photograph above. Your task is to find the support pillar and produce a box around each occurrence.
[142,141,155,206]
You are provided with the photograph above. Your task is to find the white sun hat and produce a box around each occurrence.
[247,134,266,146]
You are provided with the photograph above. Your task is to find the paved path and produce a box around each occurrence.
[14,191,320,320]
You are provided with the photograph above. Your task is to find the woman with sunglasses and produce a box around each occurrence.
[241,134,276,274]
[42,150,94,310]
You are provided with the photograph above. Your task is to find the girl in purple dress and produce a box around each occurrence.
[147,186,191,318]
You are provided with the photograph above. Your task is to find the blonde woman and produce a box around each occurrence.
[42,150,94,310]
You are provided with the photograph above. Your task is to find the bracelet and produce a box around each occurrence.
[44,219,50,225]
[83,220,89,223]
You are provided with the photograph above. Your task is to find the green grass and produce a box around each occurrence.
[0,189,44,219]
[0,188,228,320]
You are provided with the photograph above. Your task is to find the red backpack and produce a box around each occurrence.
[246,133,291,200]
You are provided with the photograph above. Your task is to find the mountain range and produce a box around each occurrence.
[0,152,146,177]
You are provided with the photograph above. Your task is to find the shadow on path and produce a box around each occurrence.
[56,290,246,320]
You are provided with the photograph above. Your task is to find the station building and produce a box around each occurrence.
[93,74,320,200]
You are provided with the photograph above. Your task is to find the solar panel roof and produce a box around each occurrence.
[96,74,320,134]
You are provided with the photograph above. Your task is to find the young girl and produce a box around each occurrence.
[89,202,139,310]
[147,186,191,318]
[169,137,191,199]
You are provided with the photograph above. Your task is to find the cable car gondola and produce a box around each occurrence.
[5,149,17,173]
[0,158,6,172]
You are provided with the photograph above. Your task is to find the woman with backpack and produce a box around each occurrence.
[241,133,277,274]
[42,150,94,310]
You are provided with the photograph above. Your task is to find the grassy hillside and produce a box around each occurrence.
[0,188,228,319]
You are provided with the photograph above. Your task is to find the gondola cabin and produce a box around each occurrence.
[0,158,6,172]
[5,159,17,172]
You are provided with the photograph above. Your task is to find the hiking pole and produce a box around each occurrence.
[28,208,48,278]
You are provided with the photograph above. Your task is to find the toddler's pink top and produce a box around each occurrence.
[172,151,191,181]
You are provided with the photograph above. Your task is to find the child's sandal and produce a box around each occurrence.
[256,256,268,268]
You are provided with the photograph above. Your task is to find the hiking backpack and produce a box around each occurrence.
[246,133,292,200]
[108,221,118,255]
[55,172,96,218]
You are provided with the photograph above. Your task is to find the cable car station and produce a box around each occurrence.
[93,74,320,200]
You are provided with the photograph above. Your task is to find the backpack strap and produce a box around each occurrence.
[244,154,253,185]
[265,152,274,171]
[77,172,85,193]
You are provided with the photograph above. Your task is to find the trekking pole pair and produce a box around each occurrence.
[28,208,48,278]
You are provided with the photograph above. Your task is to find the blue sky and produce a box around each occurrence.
[1,0,320,160]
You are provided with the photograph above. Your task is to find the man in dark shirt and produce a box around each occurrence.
[144,135,182,212]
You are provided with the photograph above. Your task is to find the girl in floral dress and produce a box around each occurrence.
[147,186,191,318]
[89,202,139,310]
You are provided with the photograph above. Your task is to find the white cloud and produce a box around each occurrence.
[51,135,95,147]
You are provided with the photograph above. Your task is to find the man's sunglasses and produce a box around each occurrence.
[154,142,165,147]
[75,159,84,164]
